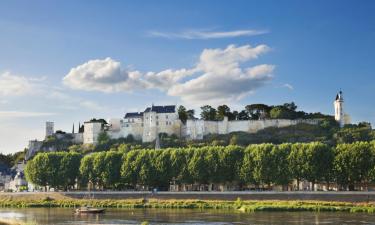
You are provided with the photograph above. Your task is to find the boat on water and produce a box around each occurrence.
[75,206,105,214]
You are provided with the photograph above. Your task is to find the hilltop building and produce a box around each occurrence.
[334,90,350,127]
[26,92,349,159]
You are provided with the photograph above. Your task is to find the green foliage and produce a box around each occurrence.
[334,123,373,144]
[24,142,375,191]
[200,105,217,120]
[334,142,374,190]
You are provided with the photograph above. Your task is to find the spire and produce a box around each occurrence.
[72,123,75,134]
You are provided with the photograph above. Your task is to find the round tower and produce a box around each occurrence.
[334,91,344,127]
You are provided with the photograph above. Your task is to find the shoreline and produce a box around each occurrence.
[1,192,375,213]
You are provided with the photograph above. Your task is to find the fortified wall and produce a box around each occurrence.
[184,117,320,140]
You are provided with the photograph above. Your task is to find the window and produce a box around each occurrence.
[166,115,168,119]
[156,115,159,120]
[156,121,159,126]
[166,121,168,125]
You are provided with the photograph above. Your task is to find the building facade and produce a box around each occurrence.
[334,91,346,127]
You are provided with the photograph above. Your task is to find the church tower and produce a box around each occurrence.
[334,91,344,127]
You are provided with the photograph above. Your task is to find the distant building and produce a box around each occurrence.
[27,97,349,157]
[45,121,54,138]
[334,91,346,127]
[83,119,106,145]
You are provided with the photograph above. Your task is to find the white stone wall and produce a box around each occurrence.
[83,122,103,144]
[72,133,83,144]
[185,118,319,140]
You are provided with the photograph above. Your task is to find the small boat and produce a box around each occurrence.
[75,206,105,214]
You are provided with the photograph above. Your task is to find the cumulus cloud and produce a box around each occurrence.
[148,29,269,39]
[63,44,274,105]
[0,72,40,96]
[63,58,195,92]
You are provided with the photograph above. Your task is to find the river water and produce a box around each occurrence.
[0,208,374,224]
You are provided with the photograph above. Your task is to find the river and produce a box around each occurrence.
[0,208,374,224]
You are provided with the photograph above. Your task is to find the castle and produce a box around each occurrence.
[25,91,347,160]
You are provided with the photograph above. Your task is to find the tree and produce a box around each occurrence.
[334,142,374,190]
[240,147,256,186]
[283,102,297,111]
[187,109,195,120]
[303,142,333,191]
[270,106,292,119]
[219,145,243,185]
[245,104,271,120]
[288,143,308,190]
[200,105,217,120]
[216,105,231,120]
[334,123,373,144]
[79,154,96,189]
[59,152,81,190]
[251,144,276,189]
[25,153,62,190]
[237,110,250,120]
[178,105,188,124]
[271,144,292,188]
[188,149,210,186]
[102,151,123,189]
[121,150,140,188]
[153,150,173,189]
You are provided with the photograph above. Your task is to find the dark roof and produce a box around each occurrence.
[124,112,144,118]
[144,105,176,113]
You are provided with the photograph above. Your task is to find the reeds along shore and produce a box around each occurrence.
[1,198,375,213]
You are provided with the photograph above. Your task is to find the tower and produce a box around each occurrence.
[334,91,344,127]
[45,121,54,138]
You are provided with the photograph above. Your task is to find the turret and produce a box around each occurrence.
[334,91,344,127]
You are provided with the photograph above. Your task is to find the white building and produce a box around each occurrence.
[45,121,54,138]
[334,91,346,127]
[83,120,105,144]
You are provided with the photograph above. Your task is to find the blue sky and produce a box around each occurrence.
[0,0,374,153]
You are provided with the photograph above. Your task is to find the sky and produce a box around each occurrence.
[0,0,374,154]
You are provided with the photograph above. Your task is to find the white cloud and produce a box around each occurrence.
[0,111,56,118]
[63,44,274,105]
[283,83,294,90]
[148,29,269,39]
[63,57,195,92]
[0,72,40,96]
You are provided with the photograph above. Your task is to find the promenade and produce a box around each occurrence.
[4,191,375,203]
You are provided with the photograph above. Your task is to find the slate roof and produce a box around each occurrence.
[124,112,144,118]
[144,105,176,113]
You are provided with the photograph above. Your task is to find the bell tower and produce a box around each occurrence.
[334,91,344,127]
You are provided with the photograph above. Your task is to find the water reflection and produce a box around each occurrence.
[0,208,374,224]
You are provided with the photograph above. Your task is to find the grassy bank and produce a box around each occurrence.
[1,195,375,213]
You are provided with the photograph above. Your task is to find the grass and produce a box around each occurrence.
[1,194,375,213]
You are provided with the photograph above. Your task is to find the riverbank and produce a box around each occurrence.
[1,192,375,213]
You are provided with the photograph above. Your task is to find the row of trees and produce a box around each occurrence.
[177,102,332,122]
[25,141,375,191]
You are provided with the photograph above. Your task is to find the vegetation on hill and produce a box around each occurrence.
[25,142,375,192]
[178,102,335,121]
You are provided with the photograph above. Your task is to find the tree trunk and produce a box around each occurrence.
[296,179,300,191]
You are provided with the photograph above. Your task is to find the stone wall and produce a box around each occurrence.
[185,118,320,140]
